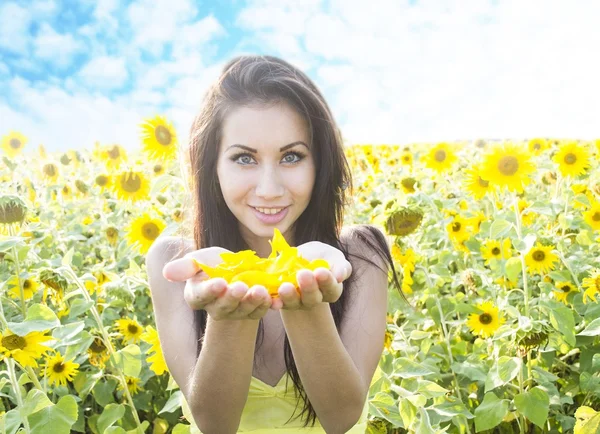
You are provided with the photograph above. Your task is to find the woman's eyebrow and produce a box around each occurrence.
[226,141,309,153]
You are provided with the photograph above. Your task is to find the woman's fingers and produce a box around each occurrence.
[183,277,228,310]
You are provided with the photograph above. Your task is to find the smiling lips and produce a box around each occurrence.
[252,206,288,214]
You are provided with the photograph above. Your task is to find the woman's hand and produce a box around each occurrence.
[162,247,273,321]
[271,241,352,311]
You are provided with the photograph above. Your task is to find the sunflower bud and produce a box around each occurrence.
[39,268,69,293]
[370,199,382,209]
[156,195,168,205]
[518,332,549,350]
[75,179,89,194]
[60,153,72,165]
[541,171,557,185]
[385,206,424,236]
[0,195,28,225]
[400,177,417,193]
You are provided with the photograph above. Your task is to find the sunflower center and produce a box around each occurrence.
[90,338,106,353]
[10,138,22,149]
[24,280,31,289]
[478,177,489,188]
[120,173,142,193]
[497,156,519,176]
[96,175,108,186]
[532,250,545,261]
[108,146,120,159]
[53,362,65,373]
[153,164,163,174]
[127,324,139,334]
[155,126,172,146]
[44,164,57,177]
[106,227,118,238]
[141,222,160,240]
[434,150,446,162]
[592,212,600,222]
[452,222,461,232]
[2,335,26,350]
[403,155,411,162]
[595,277,600,291]
[479,313,493,325]
[491,247,501,255]
[533,143,541,150]
[564,153,577,165]
[561,285,571,293]
[62,186,70,194]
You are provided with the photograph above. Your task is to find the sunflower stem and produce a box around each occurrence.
[6,358,31,434]
[59,265,142,428]
[8,224,27,318]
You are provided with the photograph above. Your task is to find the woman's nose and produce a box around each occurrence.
[255,168,284,199]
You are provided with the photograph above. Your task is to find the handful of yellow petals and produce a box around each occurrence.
[192,228,330,297]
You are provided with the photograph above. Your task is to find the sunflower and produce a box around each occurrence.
[152,163,165,176]
[518,199,538,227]
[1,131,27,158]
[447,215,473,243]
[528,138,549,156]
[101,144,128,170]
[496,276,518,289]
[463,166,491,199]
[400,151,413,166]
[385,207,424,236]
[422,142,458,173]
[43,351,80,387]
[582,268,600,304]
[553,281,578,304]
[105,226,119,246]
[466,301,505,338]
[383,329,394,352]
[95,174,110,189]
[126,213,166,254]
[524,243,558,275]
[480,238,512,265]
[583,202,600,231]
[87,337,110,368]
[117,376,143,395]
[480,142,535,193]
[110,170,150,202]
[139,115,178,162]
[0,330,53,368]
[61,184,72,200]
[116,318,144,344]
[552,141,590,178]
[141,325,169,375]
[7,275,39,300]
[41,162,59,183]
[399,177,417,194]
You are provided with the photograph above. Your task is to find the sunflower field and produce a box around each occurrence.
[1,122,600,434]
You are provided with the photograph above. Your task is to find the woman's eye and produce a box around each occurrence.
[232,152,304,165]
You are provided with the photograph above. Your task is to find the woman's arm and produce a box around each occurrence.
[189,317,260,434]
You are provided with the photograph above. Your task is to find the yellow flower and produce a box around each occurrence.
[87,337,110,368]
[583,202,600,231]
[110,170,151,202]
[422,142,458,173]
[582,268,600,304]
[528,138,549,155]
[524,243,558,275]
[193,228,330,297]
[141,326,169,376]
[399,177,417,194]
[463,166,491,199]
[42,162,59,183]
[446,215,473,243]
[383,329,394,352]
[480,238,512,265]
[115,318,144,344]
[552,141,590,178]
[480,142,535,193]
[126,213,166,255]
[518,199,538,227]
[466,301,505,338]
[101,144,128,170]
[7,276,39,300]
[400,151,413,166]
[43,351,80,387]
[553,281,578,304]
[496,276,517,289]
[1,131,28,158]
[122,376,143,395]
[140,115,178,161]
[0,330,53,368]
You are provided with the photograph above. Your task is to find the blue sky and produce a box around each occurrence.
[1,0,599,154]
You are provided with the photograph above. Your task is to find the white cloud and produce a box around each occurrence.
[0,3,32,53]
[33,23,82,68]
[78,56,129,89]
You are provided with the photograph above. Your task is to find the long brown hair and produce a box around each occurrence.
[173,54,406,427]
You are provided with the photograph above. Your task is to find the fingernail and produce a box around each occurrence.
[232,284,246,297]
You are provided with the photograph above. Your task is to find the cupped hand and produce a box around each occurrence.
[162,247,273,320]
[271,241,352,311]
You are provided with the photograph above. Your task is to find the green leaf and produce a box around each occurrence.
[399,397,417,429]
[110,344,141,378]
[474,393,509,432]
[61,247,75,267]
[52,321,85,345]
[104,428,127,434]
[158,391,182,415]
[549,304,576,345]
[575,406,600,434]
[126,421,150,434]
[393,358,435,378]
[431,401,474,420]
[171,424,192,434]
[504,257,522,283]
[73,370,103,400]
[0,236,27,253]
[21,389,53,417]
[485,356,521,392]
[28,395,78,434]
[1,409,22,434]
[514,387,550,428]
[67,299,95,318]
[97,403,125,433]
[416,380,448,398]
[578,317,600,337]
[7,304,60,335]
[92,379,118,407]
[490,219,512,239]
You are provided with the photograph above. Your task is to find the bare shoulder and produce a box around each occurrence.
[145,235,199,400]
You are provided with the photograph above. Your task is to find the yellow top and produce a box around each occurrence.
[181,372,369,433]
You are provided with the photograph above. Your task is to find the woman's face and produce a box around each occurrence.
[216,101,316,257]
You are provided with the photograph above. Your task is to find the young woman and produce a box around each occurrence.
[146,55,404,433]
